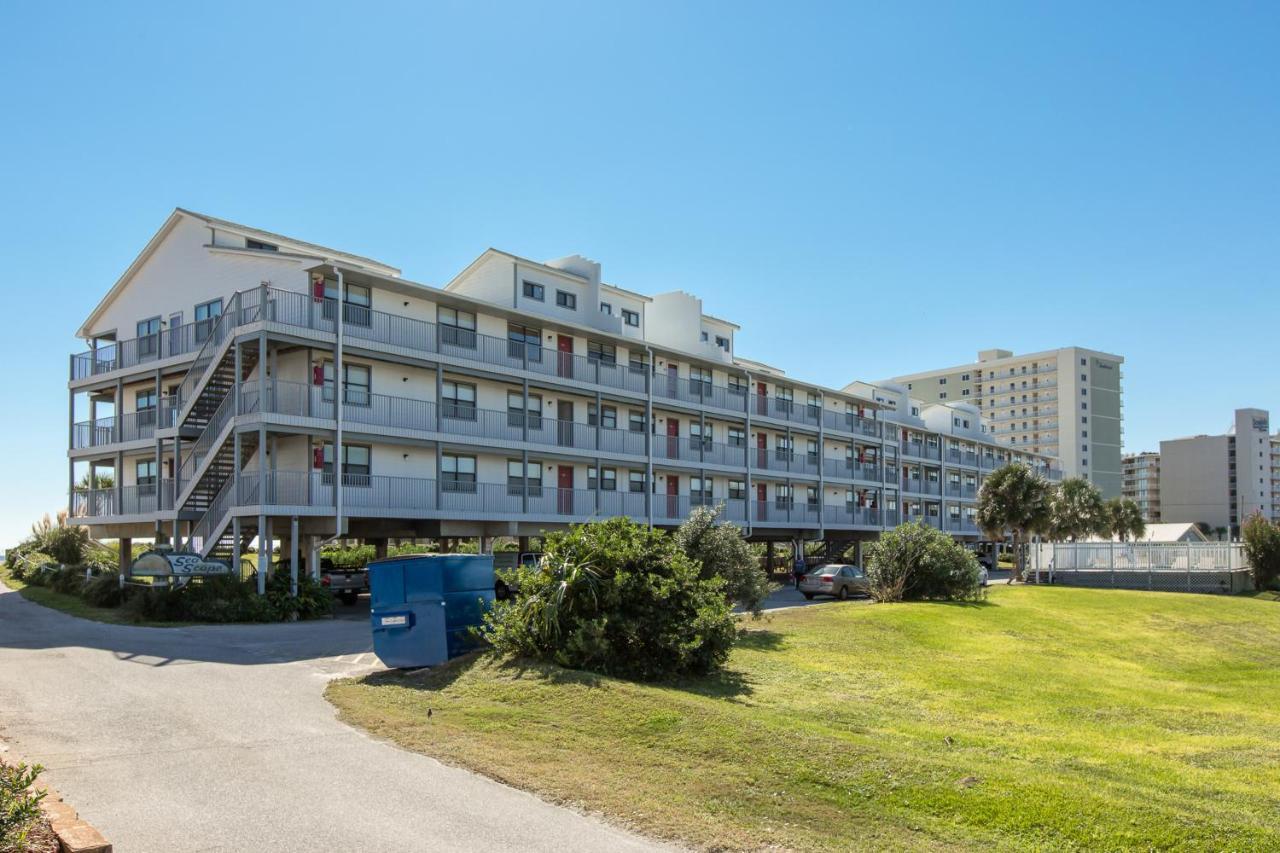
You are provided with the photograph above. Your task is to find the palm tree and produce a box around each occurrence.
[1103,498,1146,542]
[1213,526,1229,542]
[1048,477,1106,542]
[977,464,1051,583]
[75,471,114,491]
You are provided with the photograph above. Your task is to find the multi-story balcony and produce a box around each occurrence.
[822,410,881,438]
[74,286,890,446]
[900,439,942,461]
[69,396,182,452]
[77,468,887,533]
[979,365,1056,381]
[72,480,176,518]
[70,321,205,380]
[822,458,882,482]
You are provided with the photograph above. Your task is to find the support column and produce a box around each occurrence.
[115,450,124,516]
[153,367,163,540]
[518,535,530,554]
[644,348,654,528]
[114,379,123,443]
[373,538,388,560]
[118,537,132,589]
[290,515,299,597]
[232,516,242,580]
[172,435,182,546]
[257,515,268,594]
[309,536,321,580]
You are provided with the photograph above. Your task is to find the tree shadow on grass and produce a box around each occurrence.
[736,628,786,651]
[912,596,1000,609]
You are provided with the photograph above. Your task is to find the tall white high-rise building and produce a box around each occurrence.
[886,347,1124,497]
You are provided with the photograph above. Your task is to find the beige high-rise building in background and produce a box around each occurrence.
[1150,408,1280,538]
[887,347,1125,497]
[1122,451,1161,522]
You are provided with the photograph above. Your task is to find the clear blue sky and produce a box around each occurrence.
[1,1,1277,545]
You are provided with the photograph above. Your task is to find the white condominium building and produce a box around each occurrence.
[886,347,1125,497]
[66,210,1061,569]
[1154,408,1279,537]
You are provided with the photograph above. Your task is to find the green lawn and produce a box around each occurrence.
[327,586,1280,852]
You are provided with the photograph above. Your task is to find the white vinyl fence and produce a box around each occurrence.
[1027,541,1253,594]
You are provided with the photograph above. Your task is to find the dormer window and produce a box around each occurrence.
[522,281,545,301]
[600,302,612,315]
[622,309,640,327]
[246,238,277,251]
[715,335,730,351]
[556,290,577,310]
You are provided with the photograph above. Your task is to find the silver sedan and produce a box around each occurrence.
[799,564,869,600]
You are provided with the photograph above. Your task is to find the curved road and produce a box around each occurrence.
[0,586,669,852]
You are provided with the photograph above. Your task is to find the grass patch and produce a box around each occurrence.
[0,563,195,627]
[328,586,1280,851]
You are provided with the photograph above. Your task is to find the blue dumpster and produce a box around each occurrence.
[368,554,495,668]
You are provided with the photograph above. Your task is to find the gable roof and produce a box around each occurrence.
[77,208,400,339]
[175,208,400,276]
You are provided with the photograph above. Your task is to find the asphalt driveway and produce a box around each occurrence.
[0,585,670,852]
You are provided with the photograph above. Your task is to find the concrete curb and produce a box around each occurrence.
[1,742,112,853]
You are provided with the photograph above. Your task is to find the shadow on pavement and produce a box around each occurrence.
[0,585,373,667]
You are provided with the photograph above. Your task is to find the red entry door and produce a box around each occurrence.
[557,335,574,378]
[756,483,768,521]
[558,465,574,514]
[666,475,679,518]
[756,432,768,468]
[667,418,680,459]
[756,381,768,415]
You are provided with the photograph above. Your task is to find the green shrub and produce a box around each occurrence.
[120,571,334,624]
[482,517,736,680]
[83,570,124,607]
[48,566,86,596]
[322,545,376,569]
[17,554,58,586]
[0,759,47,850]
[674,504,771,616]
[1242,513,1280,592]
[865,522,985,602]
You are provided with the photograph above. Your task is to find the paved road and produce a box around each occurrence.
[0,586,671,853]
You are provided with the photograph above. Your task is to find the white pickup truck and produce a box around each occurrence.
[493,552,541,600]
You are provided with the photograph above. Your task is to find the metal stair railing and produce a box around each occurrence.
[173,291,244,428]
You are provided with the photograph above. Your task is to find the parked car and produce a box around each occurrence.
[493,552,541,600]
[799,564,869,600]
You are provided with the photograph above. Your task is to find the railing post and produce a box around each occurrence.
[744,370,753,536]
